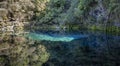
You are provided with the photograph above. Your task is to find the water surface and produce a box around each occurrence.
[27,30,120,66]
[0,30,120,66]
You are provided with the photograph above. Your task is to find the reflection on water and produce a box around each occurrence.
[0,30,120,66]
[0,31,50,66]
[33,30,120,66]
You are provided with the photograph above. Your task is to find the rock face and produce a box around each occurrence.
[89,0,108,21]
[0,1,50,65]
[0,0,33,34]
[0,0,49,33]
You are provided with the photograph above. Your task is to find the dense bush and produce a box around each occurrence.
[31,0,120,32]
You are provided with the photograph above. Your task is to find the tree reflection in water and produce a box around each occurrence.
[0,30,120,66]
[0,31,50,66]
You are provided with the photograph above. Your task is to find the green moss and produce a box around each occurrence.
[89,25,120,35]
[106,26,120,32]
[89,25,104,31]
[0,57,5,63]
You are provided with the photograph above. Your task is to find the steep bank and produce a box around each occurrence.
[0,0,120,66]
[0,0,49,66]
[1,0,119,32]
[30,0,120,32]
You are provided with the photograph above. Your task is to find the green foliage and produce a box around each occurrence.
[89,25,120,35]
[31,0,120,33]
[0,57,5,63]
[33,0,65,24]
[75,0,98,17]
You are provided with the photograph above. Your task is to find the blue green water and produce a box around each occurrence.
[26,30,120,66]
[27,32,88,42]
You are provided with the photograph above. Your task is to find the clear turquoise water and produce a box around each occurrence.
[27,30,120,66]
[27,32,88,42]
